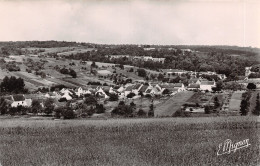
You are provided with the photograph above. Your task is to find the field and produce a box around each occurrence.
[0,117,258,166]
[155,91,194,117]
[229,91,244,111]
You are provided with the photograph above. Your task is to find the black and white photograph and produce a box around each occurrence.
[0,0,259,165]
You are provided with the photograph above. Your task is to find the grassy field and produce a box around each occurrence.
[0,117,258,166]
[229,91,244,112]
[155,91,194,117]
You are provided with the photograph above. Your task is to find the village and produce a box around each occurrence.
[1,53,259,119]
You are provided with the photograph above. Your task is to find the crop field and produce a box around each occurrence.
[155,91,194,117]
[229,91,244,111]
[0,117,258,166]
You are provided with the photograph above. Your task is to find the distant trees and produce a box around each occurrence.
[0,76,26,93]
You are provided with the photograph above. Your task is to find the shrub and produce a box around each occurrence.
[62,108,75,119]
[58,98,67,102]
[137,109,146,116]
[204,105,210,114]
[145,94,152,98]
[96,104,105,114]
[127,92,135,98]
[109,93,119,101]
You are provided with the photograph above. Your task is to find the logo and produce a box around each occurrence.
[217,139,250,156]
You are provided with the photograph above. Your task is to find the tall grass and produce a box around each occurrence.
[0,117,259,166]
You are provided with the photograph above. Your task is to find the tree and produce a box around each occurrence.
[204,105,210,114]
[127,92,135,98]
[44,98,55,115]
[214,96,220,109]
[247,83,256,90]
[148,103,154,117]
[137,69,146,77]
[240,99,248,116]
[91,61,97,68]
[70,69,77,78]
[157,73,164,81]
[137,109,146,116]
[252,93,260,116]
[96,104,105,114]
[212,81,223,92]
[0,76,26,93]
[162,89,170,95]
[31,99,42,114]
[109,93,119,101]
[61,107,75,119]
[0,98,8,115]
[84,95,97,105]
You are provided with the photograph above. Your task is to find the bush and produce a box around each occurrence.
[145,94,152,98]
[109,93,119,101]
[62,108,75,119]
[204,105,210,114]
[96,104,105,114]
[137,109,146,116]
[58,98,67,102]
[127,92,136,98]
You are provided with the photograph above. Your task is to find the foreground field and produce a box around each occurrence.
[0,117,259,166]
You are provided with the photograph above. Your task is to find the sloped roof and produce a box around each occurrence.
[188,78,199,84]
[188,84,200,88]
[200,81,215,85]
[12,95,25,101]
[145,89,152,93]
[125,85,133,91]
[139,85,149,92]
[133,84,142,90]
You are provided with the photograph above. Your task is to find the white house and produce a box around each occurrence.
[10,95,31,107]
[200,81,216,91]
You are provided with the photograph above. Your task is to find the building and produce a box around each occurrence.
[200,81,216,91]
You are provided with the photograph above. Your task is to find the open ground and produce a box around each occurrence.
[0,116,258,166]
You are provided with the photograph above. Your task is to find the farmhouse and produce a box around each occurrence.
[9,95,32,107]
[200,81,216,91]
[187,84,200,91]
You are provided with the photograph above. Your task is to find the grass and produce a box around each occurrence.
[229,91,244,111]
[0,116,258,166]
[155,91,194,117]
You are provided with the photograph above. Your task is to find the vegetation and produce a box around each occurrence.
[0,76,27,94]
[252,93,260,116]
[240,92,251,116]
[0,117,258,165]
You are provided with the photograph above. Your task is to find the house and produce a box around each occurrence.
[61,92,73,100]
[132,84,143,95]
[188,78,201,85]
[10,95,31,107]
[124,85,133,96]
[45,92,62,99]
[97,70,112,78]
[200,81,216,91]
[138,85,150,95]
[187,84,200,91]
[95,87,109,98]
[159,83,185,92]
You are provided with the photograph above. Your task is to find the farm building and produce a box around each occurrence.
[200,81,216,91]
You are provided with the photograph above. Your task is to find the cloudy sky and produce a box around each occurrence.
[0,0,259,47]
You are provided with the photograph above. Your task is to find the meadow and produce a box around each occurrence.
[0,116,258,166]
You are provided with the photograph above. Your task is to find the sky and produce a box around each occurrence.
[0,0,259,47]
